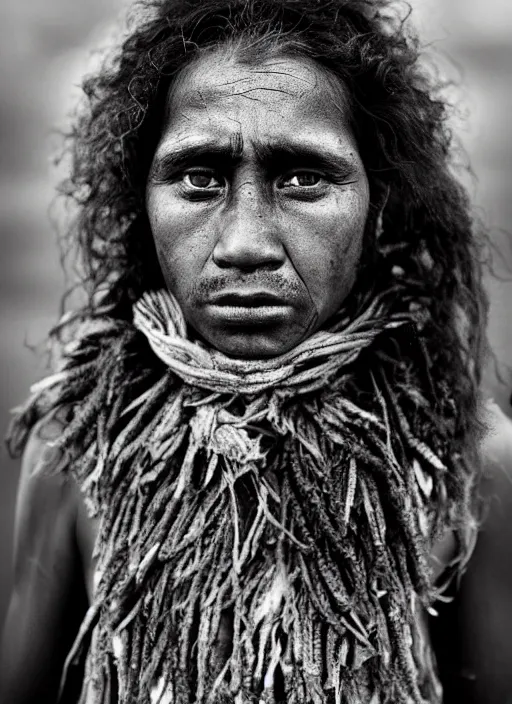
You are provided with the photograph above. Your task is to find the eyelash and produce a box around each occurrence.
[182,169,224,190]
[279,172,322,188]
[179,168,326,194]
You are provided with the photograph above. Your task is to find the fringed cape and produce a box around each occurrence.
[27,289,477,704]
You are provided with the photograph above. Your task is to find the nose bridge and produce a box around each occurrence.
[213,179,284,270]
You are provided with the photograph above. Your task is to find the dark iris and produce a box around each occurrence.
[186,172,220,189]
[294,172,320,186]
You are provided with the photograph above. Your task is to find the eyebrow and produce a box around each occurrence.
[149,137,243,180]
[149,135,358,181]
[253,140,358,177]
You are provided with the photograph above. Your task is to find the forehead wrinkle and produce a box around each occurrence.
[247,62,317,88]
[174,83,298,113]
[162,55,354,147]
[166,57,323,114]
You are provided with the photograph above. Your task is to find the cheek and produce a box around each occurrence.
[146,192,211,301]
[287,189,368,319]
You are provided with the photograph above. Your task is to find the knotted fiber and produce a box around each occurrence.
[26,288,476,704]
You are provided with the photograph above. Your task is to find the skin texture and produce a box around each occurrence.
[146,50,369,358]
[0,415,89,704]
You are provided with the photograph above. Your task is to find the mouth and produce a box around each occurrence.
[205,291,292,325]
[207,291,289,307]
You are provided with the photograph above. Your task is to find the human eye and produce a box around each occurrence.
[279,171,323,189]
[277,170,328,201]
[182,169,224,191]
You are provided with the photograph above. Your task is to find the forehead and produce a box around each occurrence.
[157,51,358,156]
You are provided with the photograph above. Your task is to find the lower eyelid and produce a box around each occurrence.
[280,173,324,186]
[278,180,324,190]
[178,184,223,200]
[183,173,219,188]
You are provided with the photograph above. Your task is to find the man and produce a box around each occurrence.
[1,0,511,702]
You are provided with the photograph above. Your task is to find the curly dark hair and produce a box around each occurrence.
[65,7,476,262]
[6,4,490,700]
[6,0,488,465]
[46,0,486,419]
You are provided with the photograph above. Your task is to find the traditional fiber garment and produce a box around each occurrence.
[25,287,477,704]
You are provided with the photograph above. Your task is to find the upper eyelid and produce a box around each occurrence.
[154,163,348,192]
[279,172,323,186]
[180,171,328,194]
[282,169,324,178]
[149,157,224,183]
[183,171,224,189]
[181,170,324,189]
[181,166,324,179]
[184,168,221,178]
[152,153,346,174]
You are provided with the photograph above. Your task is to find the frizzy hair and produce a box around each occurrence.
[6,4,490,700]
[11,0,487,458]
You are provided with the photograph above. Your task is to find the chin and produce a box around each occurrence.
[203,328,301,360]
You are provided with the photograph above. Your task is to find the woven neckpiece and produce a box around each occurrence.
[132,288,404,395]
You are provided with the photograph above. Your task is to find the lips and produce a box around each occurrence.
[207,291,289,307]
[205,291,292,325]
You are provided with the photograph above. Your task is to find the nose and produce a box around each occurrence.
[212,184,285,271]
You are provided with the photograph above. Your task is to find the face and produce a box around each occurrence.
[146,50,370,358]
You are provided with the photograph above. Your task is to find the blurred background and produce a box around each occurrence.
[0,0,511,629]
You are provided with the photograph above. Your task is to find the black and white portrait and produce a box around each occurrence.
[0,1,511,702]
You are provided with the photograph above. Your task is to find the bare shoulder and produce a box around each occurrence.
[469,398,512,585]
[429,403,512,580]
[441,401,512,702]
[0,408,89,702]
[480,399,512,488]
[12,406,82,586]
[478,400,512,534]
[470,398,512,585]
[472,398,512,591]
[19,405,70,483]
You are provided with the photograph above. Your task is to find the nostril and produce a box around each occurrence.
[212,230,285,271]
[215,260,281,273]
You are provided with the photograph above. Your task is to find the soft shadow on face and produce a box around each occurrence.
[146,48,370,358]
